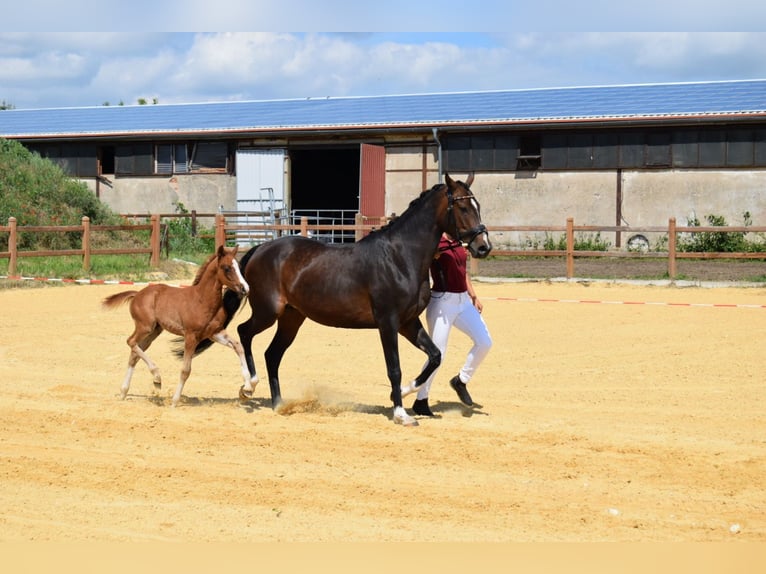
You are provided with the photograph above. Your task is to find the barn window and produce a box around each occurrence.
[156,143,190,174]
[115,143,153,176]
[541,133,567,169]
[516,135,541,170]
[444,133,521,172]
[567,134,593,168]
[727,129,753,167]
[755,129,766,166]
[191,141,228,171]
[646,132,671,167]
[619,132,644,168]
[672,130,698,167]
[698,131,726,167]
[592,132,619,168]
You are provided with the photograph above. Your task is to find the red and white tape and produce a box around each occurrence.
[0,275,183,287]
[493,296,766,310]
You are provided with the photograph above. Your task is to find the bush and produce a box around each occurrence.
[678,212,766,253]
[0,138,121,251]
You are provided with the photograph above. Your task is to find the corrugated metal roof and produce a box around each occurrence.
[2,79,766,139]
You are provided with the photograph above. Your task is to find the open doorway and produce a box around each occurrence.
[290,147,360,242]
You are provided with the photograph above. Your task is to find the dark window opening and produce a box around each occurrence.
[99,146,115,175]
[517,135,541,170]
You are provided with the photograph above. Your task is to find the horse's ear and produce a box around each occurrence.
[465,173,474,187]
[444,173,454,186]
[217,245,226,257]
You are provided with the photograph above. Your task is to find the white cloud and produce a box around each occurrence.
[2,32,766,109]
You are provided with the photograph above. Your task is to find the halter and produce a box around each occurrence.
[445,184,488,251]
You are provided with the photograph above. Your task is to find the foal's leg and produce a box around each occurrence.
[211,330,257,399]
[171,338,196,407]
[121,326,162,399]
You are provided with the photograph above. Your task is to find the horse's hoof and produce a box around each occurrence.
[392,406,419,427]
[239,385,253,401]
[153,382,162,390]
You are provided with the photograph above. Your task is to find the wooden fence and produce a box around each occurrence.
[211,214,766,280]
[2,213,765,279]
[0,215,162,276]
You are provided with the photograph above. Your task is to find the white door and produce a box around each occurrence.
[235,149,285,212]
[234,149,286,244]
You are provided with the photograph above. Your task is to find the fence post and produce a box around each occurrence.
[214,213,226,249]
[191,210,198,237]
[355,213,364,242]
[8,217,17,276]
[301,217,308,237]
[566,217,574,279]
[668,217,677,280]
[82,216,91,271]
[150,214,160,268]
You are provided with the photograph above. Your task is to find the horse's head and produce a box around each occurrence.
[216,245,250,296]
[443,173,492,258]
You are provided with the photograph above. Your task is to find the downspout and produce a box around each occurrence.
[432,127,443,183]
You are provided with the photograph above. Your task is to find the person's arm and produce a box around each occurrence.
[465,272,483,313]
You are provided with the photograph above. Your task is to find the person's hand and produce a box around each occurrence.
[472,295,483,313]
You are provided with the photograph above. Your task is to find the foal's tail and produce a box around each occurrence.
[102,290,139,309]
[176,244,260,358]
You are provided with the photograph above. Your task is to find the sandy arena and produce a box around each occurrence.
[0,278,764,543]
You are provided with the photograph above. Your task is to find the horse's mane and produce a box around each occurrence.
[366,183,443,236]
[191,252,218,286]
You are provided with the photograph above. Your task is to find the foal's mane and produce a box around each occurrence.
[191,252,218,286]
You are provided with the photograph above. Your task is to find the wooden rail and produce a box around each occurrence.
[0,215,162,275]
[3,214,765,280]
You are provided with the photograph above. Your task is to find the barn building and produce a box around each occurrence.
[2,79,766,248]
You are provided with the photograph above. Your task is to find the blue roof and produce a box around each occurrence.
[2,79,766,139]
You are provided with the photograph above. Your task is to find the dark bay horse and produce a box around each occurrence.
[102,245,252,406]
[228,174,491,425]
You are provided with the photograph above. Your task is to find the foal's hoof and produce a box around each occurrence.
[238,385,254,402]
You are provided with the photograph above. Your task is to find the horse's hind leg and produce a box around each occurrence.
[264,308,306,409]
[211,330,256,400]
[398,318,441,397]
[237,311,278,391]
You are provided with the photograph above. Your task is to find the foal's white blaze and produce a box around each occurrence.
[233,260,249,294]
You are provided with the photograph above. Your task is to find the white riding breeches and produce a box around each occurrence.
[416,291,493,400]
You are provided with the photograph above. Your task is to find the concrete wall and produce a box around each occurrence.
[84,173,237,216]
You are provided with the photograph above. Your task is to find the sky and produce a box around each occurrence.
[3,2,766,110]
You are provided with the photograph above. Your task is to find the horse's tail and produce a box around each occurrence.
[173,244,260,358]
[102,290,138,309]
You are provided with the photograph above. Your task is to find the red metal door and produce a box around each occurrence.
[359,143,385,218]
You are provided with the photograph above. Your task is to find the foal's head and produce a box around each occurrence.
[215,245,249,296]
[443,173,492,258]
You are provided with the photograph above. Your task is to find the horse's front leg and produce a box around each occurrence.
[211,330,258,400]
[377,322,417,427]
[237,319,260,389]
[398,318,441,398]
